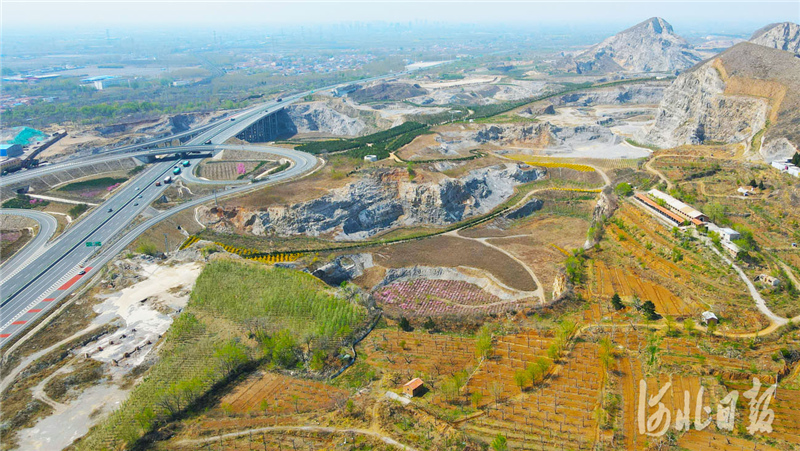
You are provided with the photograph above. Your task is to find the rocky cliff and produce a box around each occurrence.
[276,102,368,137]
[475,122,621,150]
[553,84,666,106]
[563,17,702,73]
[198,164,544,240]
[642,42,800,159]
[749,22,800,54]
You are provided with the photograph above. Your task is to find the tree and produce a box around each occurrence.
[611,293,624,310]
[422,317,436,331]
[641,300,658,320]
[758,180,765,190]
[475,325,493,360]
[398,316,413,332]
[683,318,696,335]
[214,340,250,374]
[614,182,633,197]
[514,370,530,391]
[309,350,326,372]
[565,255,585,284]
[491,434,509,451]
[599,336,613,367]
[705,202,728,225]
[792,152,800,166]
[468,391,483,409]
[664,315,676,335]
[547,341,563,361]
[749,178,757,188]
[489,381,504,408]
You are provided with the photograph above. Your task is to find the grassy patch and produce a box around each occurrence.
[57,177,127,192]
[1,194,49,209]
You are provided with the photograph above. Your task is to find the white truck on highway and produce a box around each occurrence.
[163,176,172,184]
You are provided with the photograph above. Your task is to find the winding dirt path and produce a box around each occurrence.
[644,157,672,190]
[450,230,546,303]
[175,425,417,450]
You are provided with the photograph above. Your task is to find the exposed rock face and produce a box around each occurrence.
[643,64,768,148]
[474,122,622,150]
[761,138,798,162]
[643,42,800,156]
[198,164,544,240]
[312,254,374,286]
[276,102,367,137]
[565,17,701,73]
[349,82,427,103]
[475,124,548,145]
[168,114,194,133]
[553,85,666,106]
[749,22,800,54]
[506,199,544,220]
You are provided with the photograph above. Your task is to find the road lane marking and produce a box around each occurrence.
[56,267,93,290]
[11,321,26,325]
[29,309,42,313]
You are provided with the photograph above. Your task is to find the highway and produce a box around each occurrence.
[0,209,58,274]
[0,66,443,344]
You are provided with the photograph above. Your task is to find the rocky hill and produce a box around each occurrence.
[562,17,702,73]
[197,164,544,240]
[349,82,427,103]
[642,42,800,160]
[275,101,369,137]
[749,22,800,54]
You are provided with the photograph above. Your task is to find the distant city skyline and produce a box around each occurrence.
[2,1,798,33]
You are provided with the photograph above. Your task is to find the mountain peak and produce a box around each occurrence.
[749,22,800,54]
[567,17,700,73]
[635,17,674,35]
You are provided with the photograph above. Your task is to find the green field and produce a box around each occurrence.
[78,259,368,450]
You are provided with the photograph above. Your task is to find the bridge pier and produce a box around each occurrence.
[236,109,280,143]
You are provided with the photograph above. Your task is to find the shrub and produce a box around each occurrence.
[611,293,624,310]
[135,241,159,256]
[69,203,89,217]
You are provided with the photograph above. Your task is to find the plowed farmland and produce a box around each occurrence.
[593,260,697,316]
[461,341,602,450]
[360,329,476,379]
[221,371,348,415]
[372,279,530,317]
[198,161,264,180]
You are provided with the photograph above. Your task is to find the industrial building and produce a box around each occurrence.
[772,159,800,178]
[0,143,23,158]
[647,189,708,225]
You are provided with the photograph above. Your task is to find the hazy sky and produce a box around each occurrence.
[3,1,798,31]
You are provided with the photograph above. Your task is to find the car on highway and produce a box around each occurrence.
[107,207,113,213]
[78,270,86,275]
[230,117,236,121]
[277,98,283,102]
[136,187,140,190]
[138,195,143,199]
[155,182,161,186]
[134,203,139,206]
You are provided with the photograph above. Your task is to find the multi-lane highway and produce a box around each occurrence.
[0,66,445,344]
